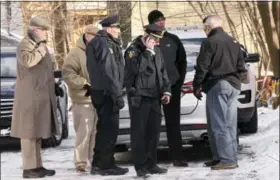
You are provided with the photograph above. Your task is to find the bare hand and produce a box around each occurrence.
[161,95,170,104]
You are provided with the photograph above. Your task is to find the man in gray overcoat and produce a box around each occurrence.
[11,16,60,178]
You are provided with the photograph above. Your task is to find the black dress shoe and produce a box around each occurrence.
[91,166,129,176]
[173,160,189,167]
[148,165,167,174]
[23,169,45,179]
[38,167,56,176]
[204,160,220,167]
[136,168,150,177]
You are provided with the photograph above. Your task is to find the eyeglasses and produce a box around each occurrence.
[110,24,121,29]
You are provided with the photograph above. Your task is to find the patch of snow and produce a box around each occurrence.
[1,107,279,180]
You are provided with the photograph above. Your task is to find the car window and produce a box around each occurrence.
[181,38,206,72]
[1,35,20,47]
[1,53,17,78]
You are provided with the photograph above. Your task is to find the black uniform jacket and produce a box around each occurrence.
[124,36,171,98]
[86,30,125,99]
[193,27,248,93]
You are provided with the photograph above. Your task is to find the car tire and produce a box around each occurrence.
[42,105,64,147]
[62,96,69,139]
[240,104,258,134]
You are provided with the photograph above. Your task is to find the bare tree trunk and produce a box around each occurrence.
[239,13,246,47]
[156,1,159,10]
[188,2,204,20]
[5,1,11,35]
[108,2,132,49]
[139,1,144,27]
[20,2,32,35]
[258,1,280,76]
[221,2,238,39]
[241,2,270,70]
[210,2,218,14]
[272,1,280,39]
[52,2,67,69]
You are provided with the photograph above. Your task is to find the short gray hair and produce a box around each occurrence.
[203,15,222,28]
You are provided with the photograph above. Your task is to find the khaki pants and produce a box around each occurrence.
[72,103,98,167]
[21,139,42,170]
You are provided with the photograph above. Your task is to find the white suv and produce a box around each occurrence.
[116,26,259,151]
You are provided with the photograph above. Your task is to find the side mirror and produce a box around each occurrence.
[245,53,260,63]
[54,70,62,78]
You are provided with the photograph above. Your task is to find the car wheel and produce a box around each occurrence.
[42,105,64,147]
[240,104,258,134]
[62,96,69,139]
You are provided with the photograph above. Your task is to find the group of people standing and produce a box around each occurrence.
[11,9,247,179]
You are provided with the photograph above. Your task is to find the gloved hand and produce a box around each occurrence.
[193,86,203,101]
[83,84,91,97]
[128,87,137,96]
[55,83,64,97]
[115,96,125,110]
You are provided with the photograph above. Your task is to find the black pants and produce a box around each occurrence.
[129,96,162,170]
[90,91,119,169]
[162,81,183,161]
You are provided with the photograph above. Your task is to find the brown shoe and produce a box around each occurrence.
[76,164,87,173]
[23,169,45,179]
[211,163,239,170]
[37,167,56,176]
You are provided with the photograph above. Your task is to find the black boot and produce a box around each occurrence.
[91,166,129,176]
[173,160,189,167]
[148,165,167,174]
[136,168,150,177]
[37,167,56,176]
[204,160,220,167]
[22,169,45,179]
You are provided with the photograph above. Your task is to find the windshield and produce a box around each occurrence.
[181,38,206,72]
[1,53,17,78]
[181,38,206,56]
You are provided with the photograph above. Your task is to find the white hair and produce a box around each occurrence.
[204,15,222,29]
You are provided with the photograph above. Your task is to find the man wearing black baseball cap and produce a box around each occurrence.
[86,14,128,176]
[124,24,171,177]
[148,10,188,167]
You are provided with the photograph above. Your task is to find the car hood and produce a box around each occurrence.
[1,78,16,97]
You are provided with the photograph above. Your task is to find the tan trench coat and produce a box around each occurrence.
[11,33,60,139]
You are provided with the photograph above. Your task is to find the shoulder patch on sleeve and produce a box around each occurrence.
[127,50,136,58]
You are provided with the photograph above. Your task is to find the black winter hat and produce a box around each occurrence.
[148,10,165,24]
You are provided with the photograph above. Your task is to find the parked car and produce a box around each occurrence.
[0,47,69,147]
[116,26,260,151]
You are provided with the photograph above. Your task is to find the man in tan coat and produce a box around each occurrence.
[62,25,99,172]
[11,16,61,178]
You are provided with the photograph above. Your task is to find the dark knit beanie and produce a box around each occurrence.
[148,10,165,24]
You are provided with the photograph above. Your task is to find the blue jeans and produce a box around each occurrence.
[206,80,240,164]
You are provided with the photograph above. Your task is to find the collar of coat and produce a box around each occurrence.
[207,27,224,37]
[96,30,122,46]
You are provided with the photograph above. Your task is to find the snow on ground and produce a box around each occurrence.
[1,107,279,180]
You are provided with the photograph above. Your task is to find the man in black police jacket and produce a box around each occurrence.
[193,15,248,170]
[147,10,188,167]
[124,24,171,177]
[86,14,128,176]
